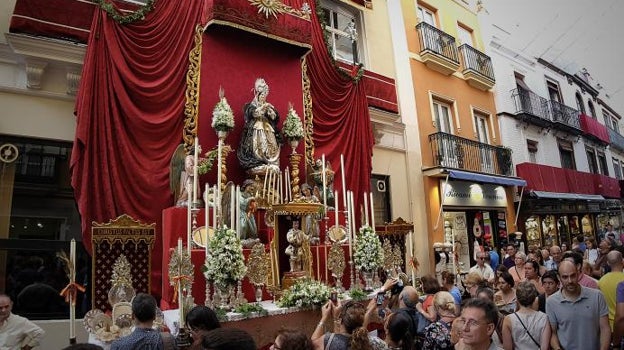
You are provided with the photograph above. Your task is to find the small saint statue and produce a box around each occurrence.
[310,158,335,208]
[285,221,308,272]
[169,144,203,207]
[239,180,258,241]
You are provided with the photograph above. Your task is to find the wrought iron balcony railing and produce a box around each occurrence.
[608,128,624,153]
[415,22,459,63]
[458,44,495,81]
[429,132,513,176]
[550,99,581,130]
[511,88,552,122]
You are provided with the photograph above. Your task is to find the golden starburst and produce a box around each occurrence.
[249,0,286,19]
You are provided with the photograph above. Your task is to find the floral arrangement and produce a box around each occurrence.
[277,278,330,308]
[211,88,235,133]
[234,303,268,318]
[354,225,384,272]
[203,226,247,290]
[348,287,367,302]
[282,104,304,141]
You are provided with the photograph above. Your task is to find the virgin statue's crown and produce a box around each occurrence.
[254,78,269,95]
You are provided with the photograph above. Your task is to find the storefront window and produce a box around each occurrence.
[541,215,557,246]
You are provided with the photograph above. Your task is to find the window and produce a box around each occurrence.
[586,147,597,174]
[603,109,618,132]
[597,152,608,176]
[321,2,362,65]
[546,79,563,103]
[417,5,436,26]
[588,100,596,118]
[370,174,391,225]
[0,135,85,320]
[575,92,585,115]
[474,112,490,144]
[433,100,454,133]
[527,140,538,163]
[515,72,531,92]
[558,139,576,170]
[457,24,473,46]
[613,158,622,180]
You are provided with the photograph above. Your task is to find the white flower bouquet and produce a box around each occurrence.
[203,226,247,290]
[354,225,384,272]
[211,88,235,133]
[282,104,304,141]
[277,278,330,308]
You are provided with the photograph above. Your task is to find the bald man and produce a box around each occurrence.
[547,261,610,350]
[0,294,44,350]
[598,250,624,330]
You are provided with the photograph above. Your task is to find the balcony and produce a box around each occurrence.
[510,88,553,128]
[579,114,610,144]
[415,22,459,75]
[429,132,513,176]
[516,162,621,198]
[549,100,581,135]
[608,128,624,153]
[458,44,495,90]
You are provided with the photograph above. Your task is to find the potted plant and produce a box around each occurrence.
[353,225,384,291]
[203,226,246,309]
[212,87,235,138]
[282,103,304,153]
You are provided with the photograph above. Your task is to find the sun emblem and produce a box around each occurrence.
[248,0,287,18]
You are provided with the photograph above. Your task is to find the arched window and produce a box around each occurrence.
[575,92,585,115]
[588,100,596,118]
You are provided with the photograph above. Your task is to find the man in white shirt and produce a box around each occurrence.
[470,252,495,285]
[0,294,45,350]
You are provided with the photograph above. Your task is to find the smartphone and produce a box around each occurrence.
[330,291,338,304]
[376,292,385,306]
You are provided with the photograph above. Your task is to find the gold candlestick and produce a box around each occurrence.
[289,153,302,200]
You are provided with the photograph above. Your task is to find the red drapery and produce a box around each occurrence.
[307,2,374,220]
[70,0,207,296]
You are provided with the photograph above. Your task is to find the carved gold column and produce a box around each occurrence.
[289,153,302,200]
[219,140,228,193]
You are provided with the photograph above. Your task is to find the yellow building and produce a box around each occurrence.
[397,0,525,272]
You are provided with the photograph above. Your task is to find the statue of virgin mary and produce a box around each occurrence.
[237,78,282,173]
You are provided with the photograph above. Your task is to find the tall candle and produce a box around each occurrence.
[349,192,356,247]
[369,192,375,229]
[340,154,347,208]
[346,191,353,261]
[213,184,217,230]
[236,186,241,237]
[187,192,192,254]
[230,185,235,230]
[408,231,416,285]
[278,172,282,204]
[334,190,339,228]
[70,239,76,340]
[217,139,222,208]
[193,138,199,204]
[263,168,269,198]
[322,154,327,215]
[285,167,291,202]
[177,238,184,326]
[363,192,369,226]
[205,184,209,254]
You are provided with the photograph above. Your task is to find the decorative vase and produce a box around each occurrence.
[255,285,263,303]
[361,270,374,291]
[289,139,299,154]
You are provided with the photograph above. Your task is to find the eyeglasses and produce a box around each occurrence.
[457,318,490,330]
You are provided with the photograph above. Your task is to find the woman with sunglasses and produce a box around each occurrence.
[311,300,373,350]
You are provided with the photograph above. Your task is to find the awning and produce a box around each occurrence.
[448,170,527,187]
[530,190,605,201]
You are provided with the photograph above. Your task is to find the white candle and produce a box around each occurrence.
[187,192,192,254]
[177,238,184,326]
[263,168,269,199]
[334,190,339,228]
[408,231,416,284]
[268,170,274,204]
[363,192,369,226]
[213,184,218,230]
[349,192,356,247]
[207,183,210,255]
[70,239,76,340]
[278,172,282,204]
[285,167,291,202]
[369,192,375,229]
[346,192,353,261]
[235,186,241,237]
[230,185,235,230]
[193,137,199,204]
[272,172,278,204]
[322,155,327,215]
[340,154,346,208]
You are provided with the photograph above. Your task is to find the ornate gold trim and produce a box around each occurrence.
[247,0,311,20]
[271,202,323,216]
[302,57,315,168]
[183,24,204,153]
[91,214,156,247]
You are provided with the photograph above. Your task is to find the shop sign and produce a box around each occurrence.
[440,180,507,207]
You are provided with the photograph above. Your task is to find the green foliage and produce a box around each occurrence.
[95,0,155,25]
[234,303,268,318]
[277,278,330,308]
[348,288,367,302]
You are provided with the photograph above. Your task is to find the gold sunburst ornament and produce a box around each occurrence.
[249,0,287,18]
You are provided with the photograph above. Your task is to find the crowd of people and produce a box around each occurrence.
[5,233,624,350]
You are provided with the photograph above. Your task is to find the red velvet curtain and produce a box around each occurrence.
[70,0,207,296]
[307,2,374,222]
